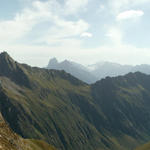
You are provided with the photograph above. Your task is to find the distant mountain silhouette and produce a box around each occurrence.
[47,58,97,83]
[48,58,150,83]
[89,62,150,80]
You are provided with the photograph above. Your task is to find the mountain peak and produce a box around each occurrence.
[0,51,15,62]
[0,52,31,88]
[0,51,9,56]
[0,51,16,70]
[48,57,58,67]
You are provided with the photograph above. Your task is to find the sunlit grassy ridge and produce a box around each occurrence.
[0,113,56,150]
[25,139,56,150]
[135,142,150,150]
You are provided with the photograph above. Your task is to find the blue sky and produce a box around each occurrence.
[0,0,150,67]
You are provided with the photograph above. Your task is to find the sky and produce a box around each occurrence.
[0,0,150,67]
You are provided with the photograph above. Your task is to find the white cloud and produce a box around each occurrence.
[105,27,123,45]
[117,10,144,20]
[102,23,150,66]
[80,32,93,38]
[36,18,90,45]
[53,18,89,36]
[0,1,53,42]
[0,0,90,44]
[99,5,105,10]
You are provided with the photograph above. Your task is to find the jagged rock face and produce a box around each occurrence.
[1,52,150,150]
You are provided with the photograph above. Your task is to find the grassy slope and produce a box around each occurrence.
[91,72,150,148]
[0,113,56,150]
[0,53,123,150]
[0,68,112,150]
[25,140,56,150]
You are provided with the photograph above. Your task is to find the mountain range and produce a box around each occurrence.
[47,58,150,83]
[47,58,98,83]
[0,52,150,150]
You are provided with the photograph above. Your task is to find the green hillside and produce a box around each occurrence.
[0,52,150,150]
[0,52,111,150]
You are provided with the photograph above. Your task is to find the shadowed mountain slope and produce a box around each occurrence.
[1,52,150,150]
[0,52,111,150]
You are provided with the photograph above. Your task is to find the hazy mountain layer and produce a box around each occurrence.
[47,58,98,83]
[88,62,132,79]
[89,62,150,80]
[47,58,150,83]
[1,52,150,150]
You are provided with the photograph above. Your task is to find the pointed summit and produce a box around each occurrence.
[0,51,9,56]
[49,57,58,64]
[47,57,58,69]
[0,51,16,72]
[0,52,30,87]
[0,51,13,60]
